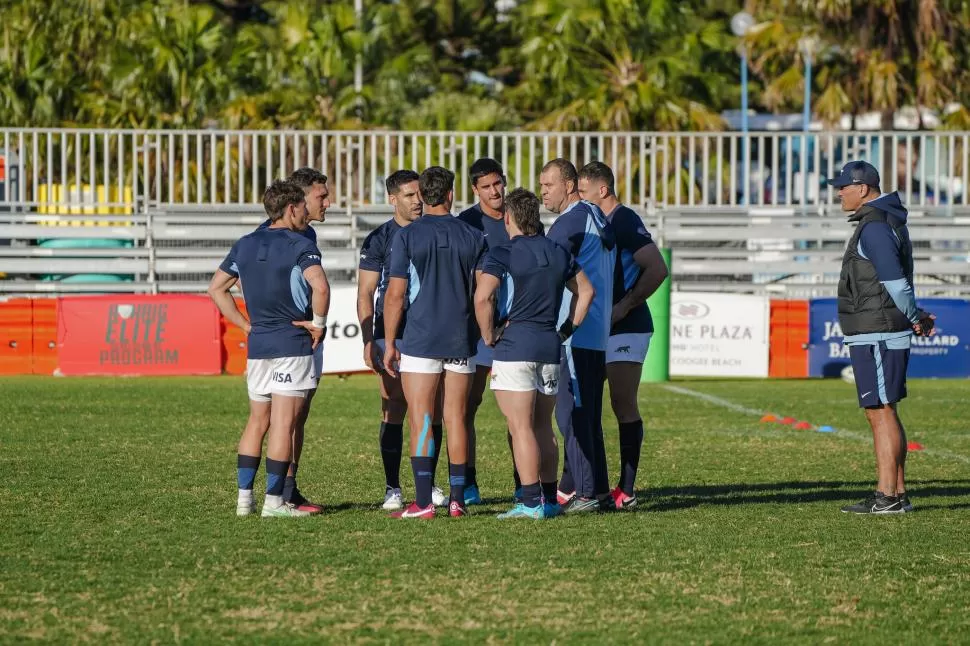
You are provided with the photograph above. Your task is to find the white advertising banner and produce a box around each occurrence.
[320,286,370,375]
[669,292,770,378]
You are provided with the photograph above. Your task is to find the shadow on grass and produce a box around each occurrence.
[639,479,970,512]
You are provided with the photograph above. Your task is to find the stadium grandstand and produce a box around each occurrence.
[1,128,968,297]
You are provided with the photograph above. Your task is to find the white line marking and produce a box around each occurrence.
[662,384,970,465]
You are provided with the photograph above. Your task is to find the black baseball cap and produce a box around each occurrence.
[827,161,880,188]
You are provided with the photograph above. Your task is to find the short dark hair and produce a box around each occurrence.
[262,180,305,221]
[506,188,542,236]
[579,161,615,196]
[469,158,505,187]
[385,169,420,195]
[418,166,455,207]
[542,158,579,190]
[288,167,328,191]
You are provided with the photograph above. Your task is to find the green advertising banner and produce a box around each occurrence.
[641,247,672,383]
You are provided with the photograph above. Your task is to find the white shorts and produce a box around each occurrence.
[490,360,561,395]
[473,338,494,369]
[606,333,652,364]
[312,343,324,379]
[400,354,476,375]
[247,355,317,402]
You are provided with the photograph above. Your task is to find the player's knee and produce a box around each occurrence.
[383,397,407,424]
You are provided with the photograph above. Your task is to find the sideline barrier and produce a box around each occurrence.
[808,298,970,378]
[769,299,809,378]
[669,292,770,378]
[56,295,221,376]
[1,295,966,377]
[641,248,671,383]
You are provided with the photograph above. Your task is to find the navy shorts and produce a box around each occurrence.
[848,342,910,408]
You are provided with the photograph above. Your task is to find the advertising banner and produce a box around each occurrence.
[808,298,970,378]
[669,292,770,377]
[319,286,369,375]
[57,295,221,375]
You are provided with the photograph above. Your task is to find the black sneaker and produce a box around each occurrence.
[899,493,914,512]
[841,491,904,514]
[565,496,601,514]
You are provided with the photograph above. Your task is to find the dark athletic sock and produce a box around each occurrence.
[411,456,434,508]
[237,454,260,491]
[265,458,289,497]
[467,465,478,488]
[521,482,542,508]
[541,481,558,504]
[449,462,466,504]
[430,424,444,482]
[618,420,644,495]
[380,422,404,489]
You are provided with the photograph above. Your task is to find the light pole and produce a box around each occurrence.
[354,0,364,119]
[731,12,755,206]
[799,35,818,212]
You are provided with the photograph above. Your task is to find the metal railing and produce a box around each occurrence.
[2,128,969,212]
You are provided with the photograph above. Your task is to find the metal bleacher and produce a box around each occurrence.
[2,203,969,298]
[1,127,969,297]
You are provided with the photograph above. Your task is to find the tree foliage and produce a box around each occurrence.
[1,0,968,130]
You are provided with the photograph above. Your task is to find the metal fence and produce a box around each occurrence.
[1,128,969,212]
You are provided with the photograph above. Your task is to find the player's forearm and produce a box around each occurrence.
[209,290,249,333]
[357,292,376,344]
[474,292,496,345]
[622,249,669,311]
[572,286,595,329]
[383,295,403,344]
[310,272,331,319]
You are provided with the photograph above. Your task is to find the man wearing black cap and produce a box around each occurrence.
[828,161,936,514]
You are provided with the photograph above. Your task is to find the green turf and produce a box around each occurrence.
[1,376,968,644]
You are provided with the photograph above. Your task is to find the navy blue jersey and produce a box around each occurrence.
[457,204,510,250]
[547,200,616,351]
[257,218,317,244]
[482,235,579,364]
[220,227,322,359]
[609,205,655,335]
[388,215,487,358]
[359,219,405,340]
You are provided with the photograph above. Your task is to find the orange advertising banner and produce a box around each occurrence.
[57,295,222,375]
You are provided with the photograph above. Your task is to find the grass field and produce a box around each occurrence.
[1,376,969,644]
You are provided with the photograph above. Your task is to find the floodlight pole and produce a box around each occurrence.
[801,40,813,215]
[740,47,749,206]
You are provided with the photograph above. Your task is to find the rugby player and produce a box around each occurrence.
[578,162,668,509]
[540,158,616,513]
[456,158,517,503]
[358,170,446,510]
[208,180,330,518]
[383,166,487,519]
[252,167,330,513]
[475,188,595,519]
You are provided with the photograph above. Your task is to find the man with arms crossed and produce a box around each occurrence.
[828,161,935,514]
[578,162,668,509]
[383,166,487,519]
[357,170,446,509]
[540,158,617,513]
[254,167,330,513]
[457,158,518,503]
[475,188,595,519]
[208,180,330,517]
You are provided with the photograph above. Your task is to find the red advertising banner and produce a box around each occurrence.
[57,295,222,375]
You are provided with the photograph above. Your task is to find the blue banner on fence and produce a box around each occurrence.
[808,298,970,378]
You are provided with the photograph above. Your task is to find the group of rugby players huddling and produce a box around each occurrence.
[208,158,668,520]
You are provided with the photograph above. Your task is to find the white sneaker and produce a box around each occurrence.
[382,488,404,510]
[261,495,311,518]
[236,492,256,517]
[431,486,447,507]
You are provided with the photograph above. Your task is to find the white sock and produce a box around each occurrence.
[238,489,253,500]
[264,494,284,508]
